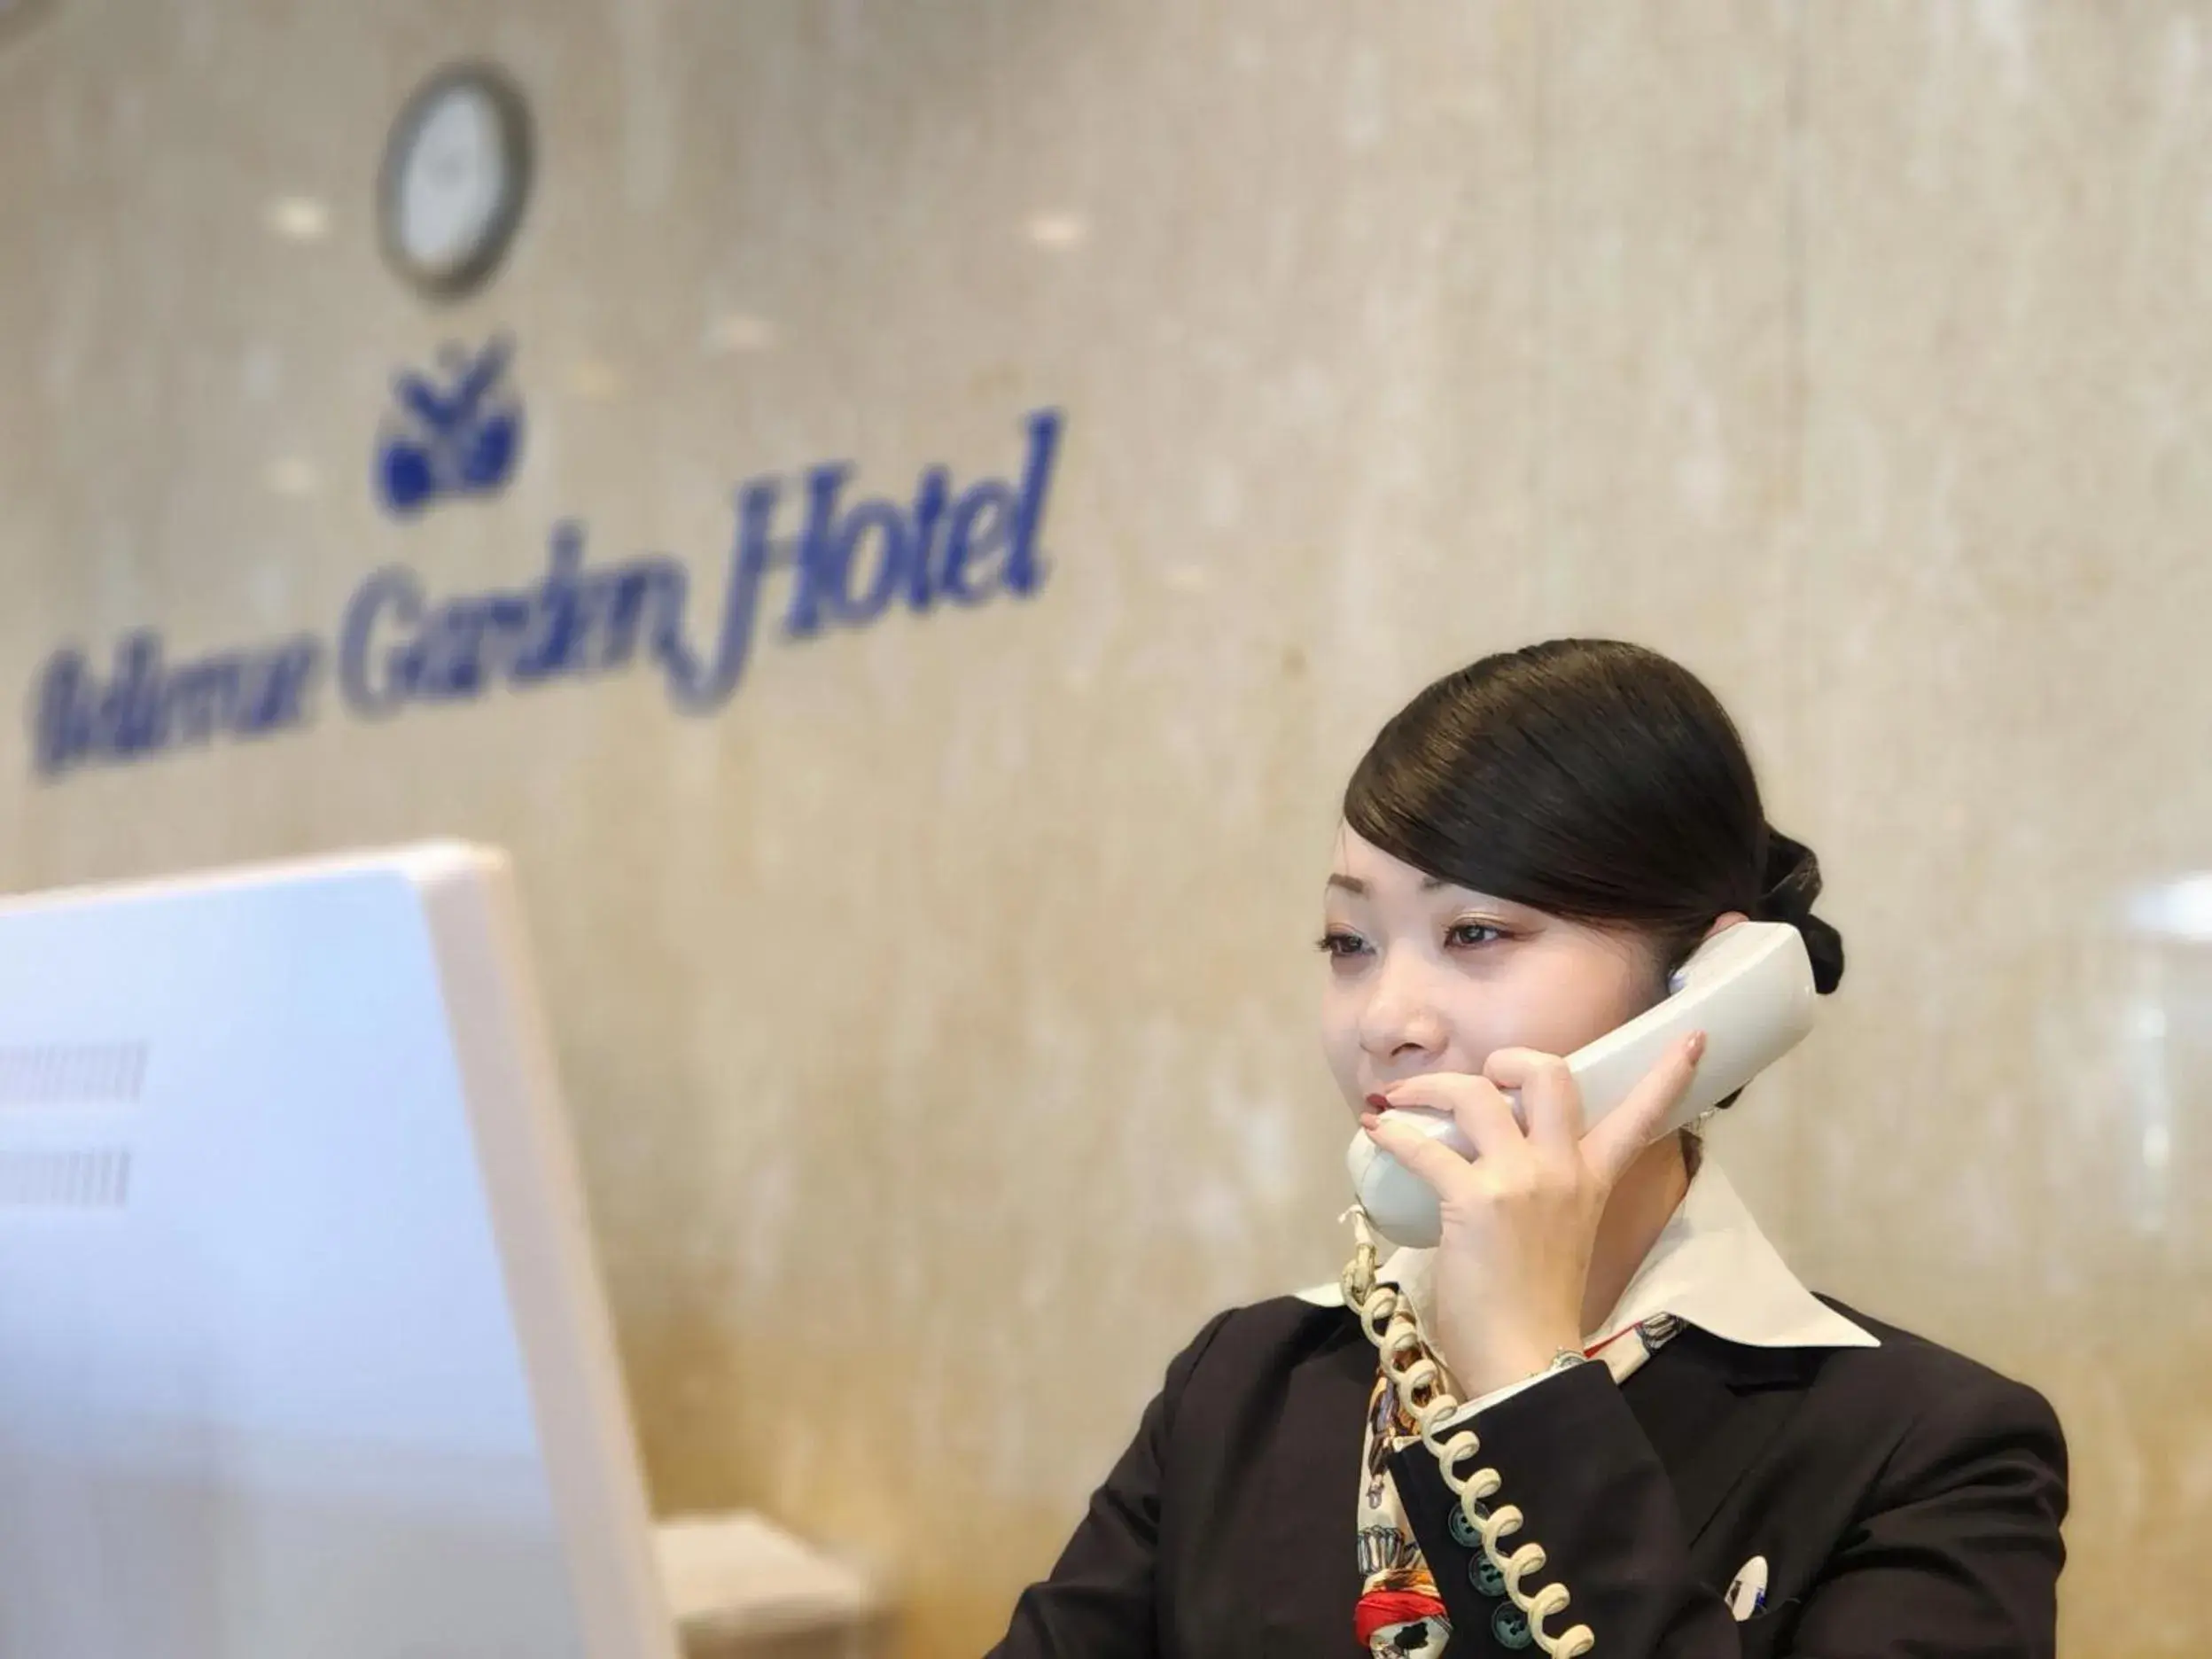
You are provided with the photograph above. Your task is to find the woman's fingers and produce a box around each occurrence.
[1579,1031,1708,1187]
[1480,1048,1583,1156]
[1379,1071,1525,1163]
[1362,1110,1476,1197]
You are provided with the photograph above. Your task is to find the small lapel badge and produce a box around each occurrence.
[1725,1554,1769,1622]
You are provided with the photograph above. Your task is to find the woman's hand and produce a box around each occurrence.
[1361,1032,1707,1399]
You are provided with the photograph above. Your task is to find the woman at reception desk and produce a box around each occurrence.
[990,640,2065,1658]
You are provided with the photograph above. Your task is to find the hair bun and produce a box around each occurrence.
[1757,829,1846,994]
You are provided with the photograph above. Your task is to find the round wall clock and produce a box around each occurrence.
[378,63,534,301]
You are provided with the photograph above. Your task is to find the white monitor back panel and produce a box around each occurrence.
[0,845,675,1659]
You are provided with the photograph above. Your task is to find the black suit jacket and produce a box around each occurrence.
[988,1293,2066,1656]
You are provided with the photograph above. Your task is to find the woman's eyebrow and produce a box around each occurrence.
[1324,874,1462,895]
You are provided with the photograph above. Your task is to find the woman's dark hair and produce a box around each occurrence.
[1344,638,1844,996]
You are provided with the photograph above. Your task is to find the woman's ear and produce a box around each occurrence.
[1655,911,1753,1002]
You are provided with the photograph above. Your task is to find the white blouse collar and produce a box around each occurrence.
[1300,1157,1878,1354]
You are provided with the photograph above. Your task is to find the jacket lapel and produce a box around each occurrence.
[1621,1328,1819,1546]
[1241,1319,1822,1637]
[1245,1322,1373,1645]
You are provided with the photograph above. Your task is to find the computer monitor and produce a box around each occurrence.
[0,843,679,1659]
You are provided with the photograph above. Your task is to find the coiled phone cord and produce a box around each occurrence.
[1341,1206,1596,1658]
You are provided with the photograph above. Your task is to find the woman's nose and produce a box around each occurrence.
[1359,951,1447,1063]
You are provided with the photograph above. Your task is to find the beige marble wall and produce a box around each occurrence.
[1,2,2206,1651]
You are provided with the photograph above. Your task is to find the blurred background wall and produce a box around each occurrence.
[4,2,2209,1652]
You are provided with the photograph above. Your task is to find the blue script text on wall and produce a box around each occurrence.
[29,408,1063,779]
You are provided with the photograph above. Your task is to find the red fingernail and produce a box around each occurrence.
[1686,1030,1708,1063]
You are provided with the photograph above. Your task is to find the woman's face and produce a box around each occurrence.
[1319,824,1664,1118]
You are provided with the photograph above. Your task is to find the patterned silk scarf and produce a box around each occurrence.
[1351,1314,1682,1656]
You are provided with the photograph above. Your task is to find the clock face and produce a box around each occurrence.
[379,66,533,300]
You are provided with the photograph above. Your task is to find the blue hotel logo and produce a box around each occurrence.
[376,335,525,517]
[29,407,1065,779]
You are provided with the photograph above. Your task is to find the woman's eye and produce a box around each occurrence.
[1446,922,1506,949]
[1316,930,1367,959]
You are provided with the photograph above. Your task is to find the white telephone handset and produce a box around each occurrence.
[1345,921,1818,1249]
